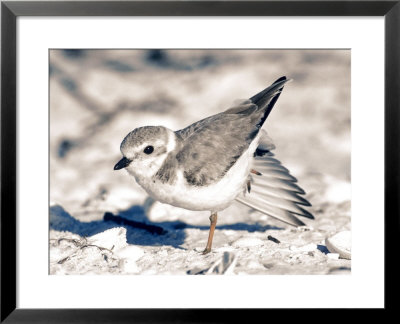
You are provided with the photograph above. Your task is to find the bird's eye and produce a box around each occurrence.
[144,145,154,154]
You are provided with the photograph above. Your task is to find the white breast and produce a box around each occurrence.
[135,134,261,213]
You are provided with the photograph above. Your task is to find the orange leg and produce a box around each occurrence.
[202,213,218,254]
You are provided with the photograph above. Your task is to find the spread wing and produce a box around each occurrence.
[175,77,289,187]
[235,139,313,226]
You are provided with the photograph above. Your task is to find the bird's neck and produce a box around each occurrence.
[128,130,182,182]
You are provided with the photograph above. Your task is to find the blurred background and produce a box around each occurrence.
[50,49,350,222]
[49,50,351,274]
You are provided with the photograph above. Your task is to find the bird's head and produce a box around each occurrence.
[114,126,178,179]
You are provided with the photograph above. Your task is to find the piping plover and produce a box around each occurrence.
[114,76,313,253]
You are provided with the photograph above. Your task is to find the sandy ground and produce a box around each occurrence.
[49,49,351,275]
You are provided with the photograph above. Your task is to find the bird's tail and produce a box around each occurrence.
[250,76,291,129]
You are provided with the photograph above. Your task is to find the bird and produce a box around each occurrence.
[114,76,313,254]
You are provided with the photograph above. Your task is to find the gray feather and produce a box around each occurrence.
[235,132,313,226]
[236,196,306,227]
[175,77,290,186]
[249,185,311,206]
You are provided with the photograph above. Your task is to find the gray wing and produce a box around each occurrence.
[175,77,289,186]
[175,110,256,186]
[235,139,313,227]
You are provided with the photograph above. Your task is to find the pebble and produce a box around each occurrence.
[232,237,264,248]
[325,231,351,259]
[267,235,280,244]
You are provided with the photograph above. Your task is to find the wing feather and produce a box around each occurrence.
[249,186,311,206]
[235,136,313,226]
[252,173,306,194]
[236,196,306,226]
[175,77,290,186]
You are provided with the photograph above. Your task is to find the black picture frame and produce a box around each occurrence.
[1,0,398,322]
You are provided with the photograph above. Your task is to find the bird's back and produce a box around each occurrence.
[175,77,290,187]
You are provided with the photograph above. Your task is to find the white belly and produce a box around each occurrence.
[134,138,259,212]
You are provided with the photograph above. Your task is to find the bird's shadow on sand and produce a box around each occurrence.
[50,204,283,249]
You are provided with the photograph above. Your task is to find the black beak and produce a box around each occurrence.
[114,157,131,170]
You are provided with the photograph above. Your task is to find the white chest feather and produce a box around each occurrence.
[134,135,260,212]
